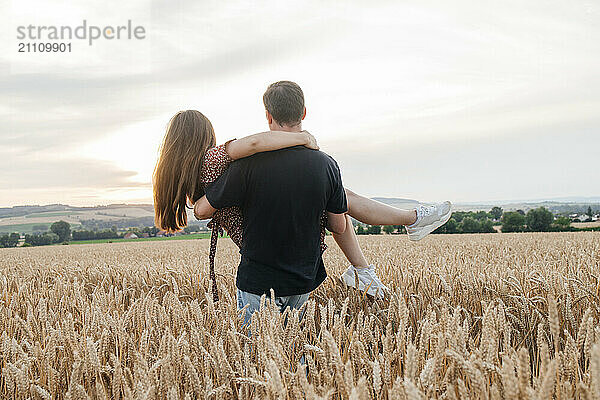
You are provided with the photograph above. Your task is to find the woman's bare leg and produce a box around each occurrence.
[346,188,417,226]
[334,189,451,298]
[334,188,417,268]
[332,215,369,268]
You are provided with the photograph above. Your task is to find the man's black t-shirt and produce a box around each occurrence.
[205,145,347,296]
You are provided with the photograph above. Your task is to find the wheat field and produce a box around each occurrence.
[1,232,600,399]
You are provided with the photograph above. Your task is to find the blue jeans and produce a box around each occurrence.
[237,288,310,327]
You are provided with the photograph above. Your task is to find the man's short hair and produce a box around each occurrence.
[263,81,304,126]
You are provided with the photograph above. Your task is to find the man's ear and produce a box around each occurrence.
[265,110,273,124]
[302,107,307,121]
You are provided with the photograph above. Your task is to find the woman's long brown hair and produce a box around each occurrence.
[153,110,216,232]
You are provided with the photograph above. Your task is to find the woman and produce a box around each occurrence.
[153,110,451,301]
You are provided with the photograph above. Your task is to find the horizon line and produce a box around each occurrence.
[3,195,600,210]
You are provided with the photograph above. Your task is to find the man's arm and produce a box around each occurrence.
[326,212,347,234]
[199,159,248,217]
[194,196,217,220]
[325,156,349,233]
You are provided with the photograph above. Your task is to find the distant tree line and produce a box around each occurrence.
[184,225,201,233]
[71,227,122,241]
[432,210,497,234]
[354,224,406,235]
[70,225,165,241]
[24,232,60,246]
[500,206,587,233]
[80,217,209,231]
[80,217,156,230]
[356,224,380,235]
[23,221,71,246]
[352,205,599,236]
[0,233,20,248]
[123,226,160,237]
[17,219,210,247]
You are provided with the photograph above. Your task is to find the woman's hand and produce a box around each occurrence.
[303,131,319,150]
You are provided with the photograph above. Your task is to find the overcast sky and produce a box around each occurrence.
[1,0,599,207]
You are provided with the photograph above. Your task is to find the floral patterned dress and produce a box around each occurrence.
[199,142,328,301]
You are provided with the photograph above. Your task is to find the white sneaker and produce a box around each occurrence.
[340,265,390,299]
[406,201,453,241]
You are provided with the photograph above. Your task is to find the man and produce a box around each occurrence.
[194,81,347,323]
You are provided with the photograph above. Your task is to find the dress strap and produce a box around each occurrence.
[208,220,223,303]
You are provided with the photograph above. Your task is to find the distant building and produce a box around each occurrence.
[124,232,138,239]
[572,214,591,222]
[141,233,150,238]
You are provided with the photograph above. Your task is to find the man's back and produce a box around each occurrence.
[205,145,347,296]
